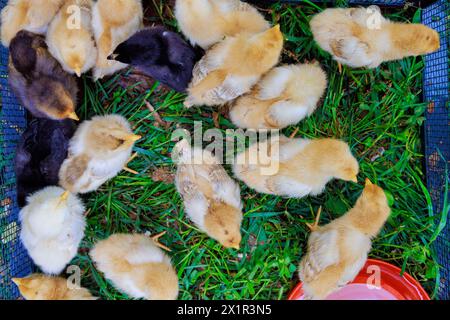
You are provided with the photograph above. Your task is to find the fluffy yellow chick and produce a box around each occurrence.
[185,25,283,107]
[19,186,85,275]
[299,179,391,299]
[173,139,243,249]
[175,0,270,49]
[90,233,179,300]
[58,114,141,194]
[46,0,97,77]
[310,7,440,69]
[0,0,64,47]
[92,0,143,80]
[233,135,359,198]
[12,274,97,300]
[229,63,327,129]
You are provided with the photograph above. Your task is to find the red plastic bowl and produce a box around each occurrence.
[288,259,430,300]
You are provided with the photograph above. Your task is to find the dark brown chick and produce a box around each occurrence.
[8,30,79,121]
[15,118,76,208]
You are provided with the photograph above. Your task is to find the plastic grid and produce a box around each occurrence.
[422,0,450,301]
[0,0,447,300]
[0,0,34,300]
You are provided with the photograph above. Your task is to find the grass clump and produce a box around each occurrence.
[72,1,443,299]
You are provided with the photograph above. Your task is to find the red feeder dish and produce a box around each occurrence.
[288,259,430,300]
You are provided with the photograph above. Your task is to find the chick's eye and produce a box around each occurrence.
[224,230,229,235]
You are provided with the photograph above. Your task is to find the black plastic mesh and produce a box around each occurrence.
[422,0,449,301]
[0,0,34,300]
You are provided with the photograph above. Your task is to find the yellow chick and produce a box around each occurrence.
[19,186,85,275]
[0,0,64,47]
[185,25,283,107]
[229,63,327,129]
[46,0,97,77]
[175,0,270,49]
[299,179,391,299]
[233,135,359,198]
[12,274,97,300]
[173,139,243,249]
[310,7,440,69]
[58,114,141,194]
[91,0,143,80]
[90,233,179,300]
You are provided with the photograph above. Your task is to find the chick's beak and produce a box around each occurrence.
[107,53,118,61]
[12,278,23,286]
[127,134,142,142]
[59,191,70,203]
[68,112,80,121]
[232,244,240,250]
[74,67,82,77]
[351,175,358,183]
[365,178,373,187]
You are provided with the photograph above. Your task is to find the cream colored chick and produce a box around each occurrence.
[299,179,391,299]
[230,63,327,129]
[1,0,64,47]
[175,0,269,50]
[13,274,97,300]
[46,0,97,77]
[185,25,283,107]
[233,135,359,198]
[90,233,179,300]
[92,0,143,80]
[19,186,85,275]
[310,7,440,69]
[58,114,141,194]
[173,139,243,249]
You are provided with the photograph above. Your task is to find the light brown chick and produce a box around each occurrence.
[90,234,179,300]
[1,0,64,47]
[58,114,141,194]
[185,25,283,107]
[91,0,143,80]
[233,135,359,198]
[175,0,270,49]
[310,7,440,69]
[12,274,97,300]
[298,179,391,299]
[46,0,97,77]
[230,63,327,129]
[173,139,243,249]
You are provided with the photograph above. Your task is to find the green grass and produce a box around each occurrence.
[71,1,444,299]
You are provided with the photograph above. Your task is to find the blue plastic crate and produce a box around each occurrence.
[422,0,449,301]
[0,0,448,300]
[0,0,34,300]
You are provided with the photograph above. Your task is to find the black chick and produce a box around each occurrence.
[15,118,76,207]
[8,30,79,121]
[109,26,202,92]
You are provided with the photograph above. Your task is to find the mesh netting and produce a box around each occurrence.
[0,0,34,300]
[0,0,448,301]
[422,0,449,301]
